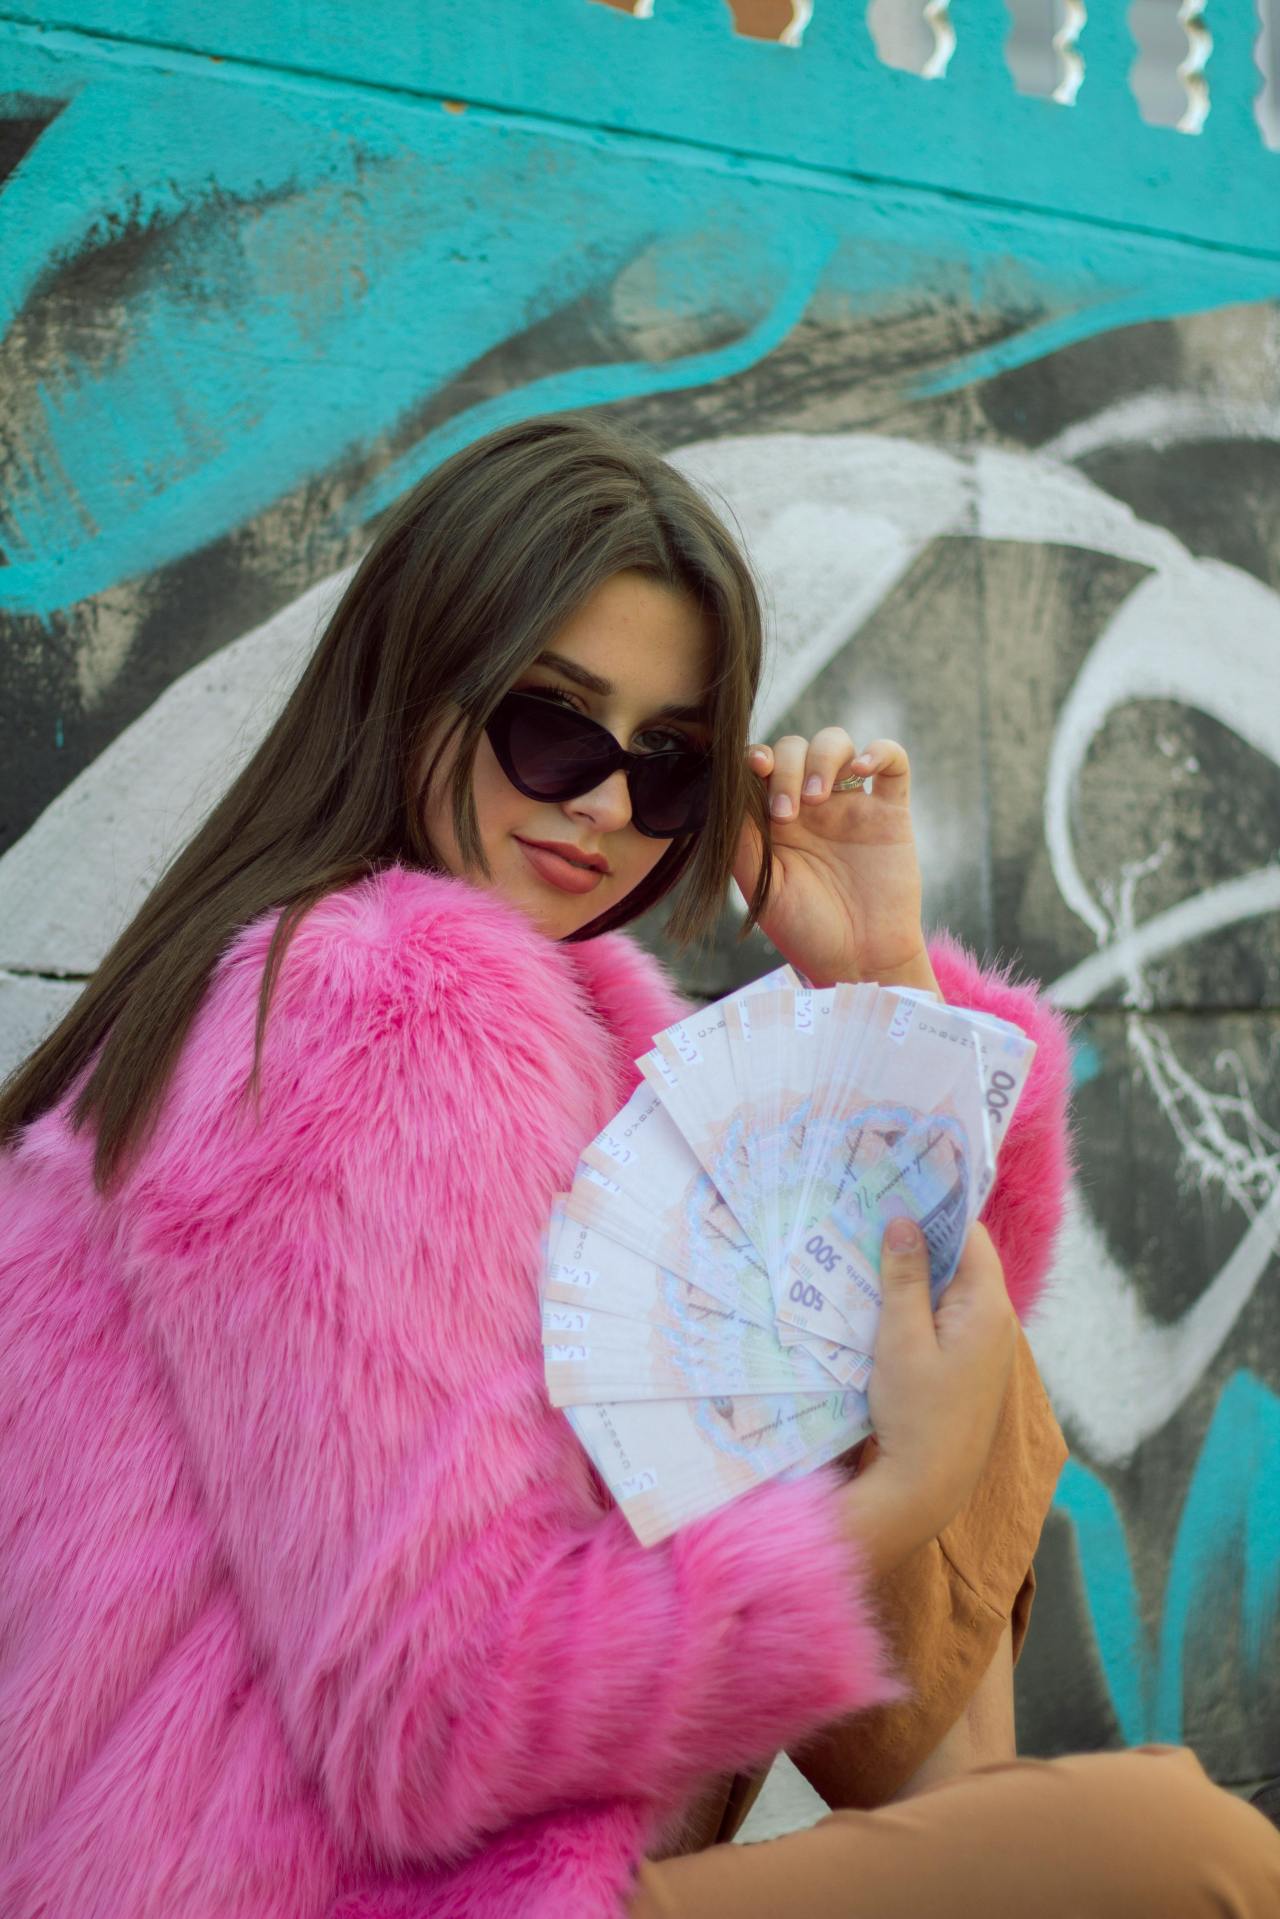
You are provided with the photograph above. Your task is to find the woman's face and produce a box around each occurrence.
[419,569,716,940]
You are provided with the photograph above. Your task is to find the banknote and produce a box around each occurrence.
[642,983,878,1366]
[545,1266,836,1404]
[783,993,1035,1343]
[565,1086,778,1325]
[635,963,800,1258]
[566,1386,872,1545]
[543,1197,755,1325]
[541,1204,838,1402]
[566,1083,862,1382]
[543,1320,835,1403]
[543,975,1037,1545]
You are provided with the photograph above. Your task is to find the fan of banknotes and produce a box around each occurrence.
[541,966,1036,1546]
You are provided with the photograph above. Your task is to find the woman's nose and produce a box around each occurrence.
[564,767,633,834]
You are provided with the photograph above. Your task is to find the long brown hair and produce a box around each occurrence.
[0,410,777,1196]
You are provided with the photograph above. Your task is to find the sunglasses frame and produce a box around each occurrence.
[483,689,714,840]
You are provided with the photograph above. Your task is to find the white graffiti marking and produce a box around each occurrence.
[1050,865,1280,1009]
[1043,392,1280,463]
[1131,1015,1280,1220]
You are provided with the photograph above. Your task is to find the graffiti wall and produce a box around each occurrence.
[2,1,1278,1800]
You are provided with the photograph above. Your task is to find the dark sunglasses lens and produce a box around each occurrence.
[632,750,712,837]
[490,691,711,837]
[501,694,614,798]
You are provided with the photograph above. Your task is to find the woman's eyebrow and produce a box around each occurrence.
[535,651,711,725]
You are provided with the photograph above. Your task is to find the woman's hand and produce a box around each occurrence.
[838,1219,1018,1580]
[731,729,927,990]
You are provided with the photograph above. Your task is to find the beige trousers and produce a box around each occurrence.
[629,1329,1280,1914]
[630,1746,1280,1917]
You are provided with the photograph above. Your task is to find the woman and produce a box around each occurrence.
[0,413,1274,1919]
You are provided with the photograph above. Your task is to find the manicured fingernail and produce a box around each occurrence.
[771,793,793,819]
[803,775,823,798]
[885,1217,920,1252]
[749,747,768,764]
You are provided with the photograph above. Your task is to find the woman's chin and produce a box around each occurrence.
[493,863,601,940]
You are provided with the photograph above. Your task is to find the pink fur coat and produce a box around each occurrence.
[0,864,1074,1918]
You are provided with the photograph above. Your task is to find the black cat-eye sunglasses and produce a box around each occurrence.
[483,689,713,840]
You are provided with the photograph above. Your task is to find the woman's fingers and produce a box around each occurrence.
[766,735,817,819]
[853,737,911,806]
[935,1221,1018,1352]
[866,1217,1018,1543]
[875,1217,940,1356]
[796,728,864,804]
[746,731,911,818]
[746,729,867,820]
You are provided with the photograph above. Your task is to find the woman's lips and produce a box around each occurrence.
[515,838,606,895]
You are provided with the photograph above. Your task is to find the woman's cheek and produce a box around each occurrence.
[624,836,667,892]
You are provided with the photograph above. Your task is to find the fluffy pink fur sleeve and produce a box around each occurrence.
[120,894,903,1874]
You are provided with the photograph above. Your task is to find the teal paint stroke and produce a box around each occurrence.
[3,26,1280,621]
[5,0,1278,259]
[906,286,1254,404]
[1054,1456,1156,1742]
[1070,1037,1103,1090]
[1156,1371,1280,1740]
[1054,1372,1280,1747]
[338,230,838,528]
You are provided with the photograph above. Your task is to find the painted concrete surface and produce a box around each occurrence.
[2,2,1278,1813]
[4,0,1274,250]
